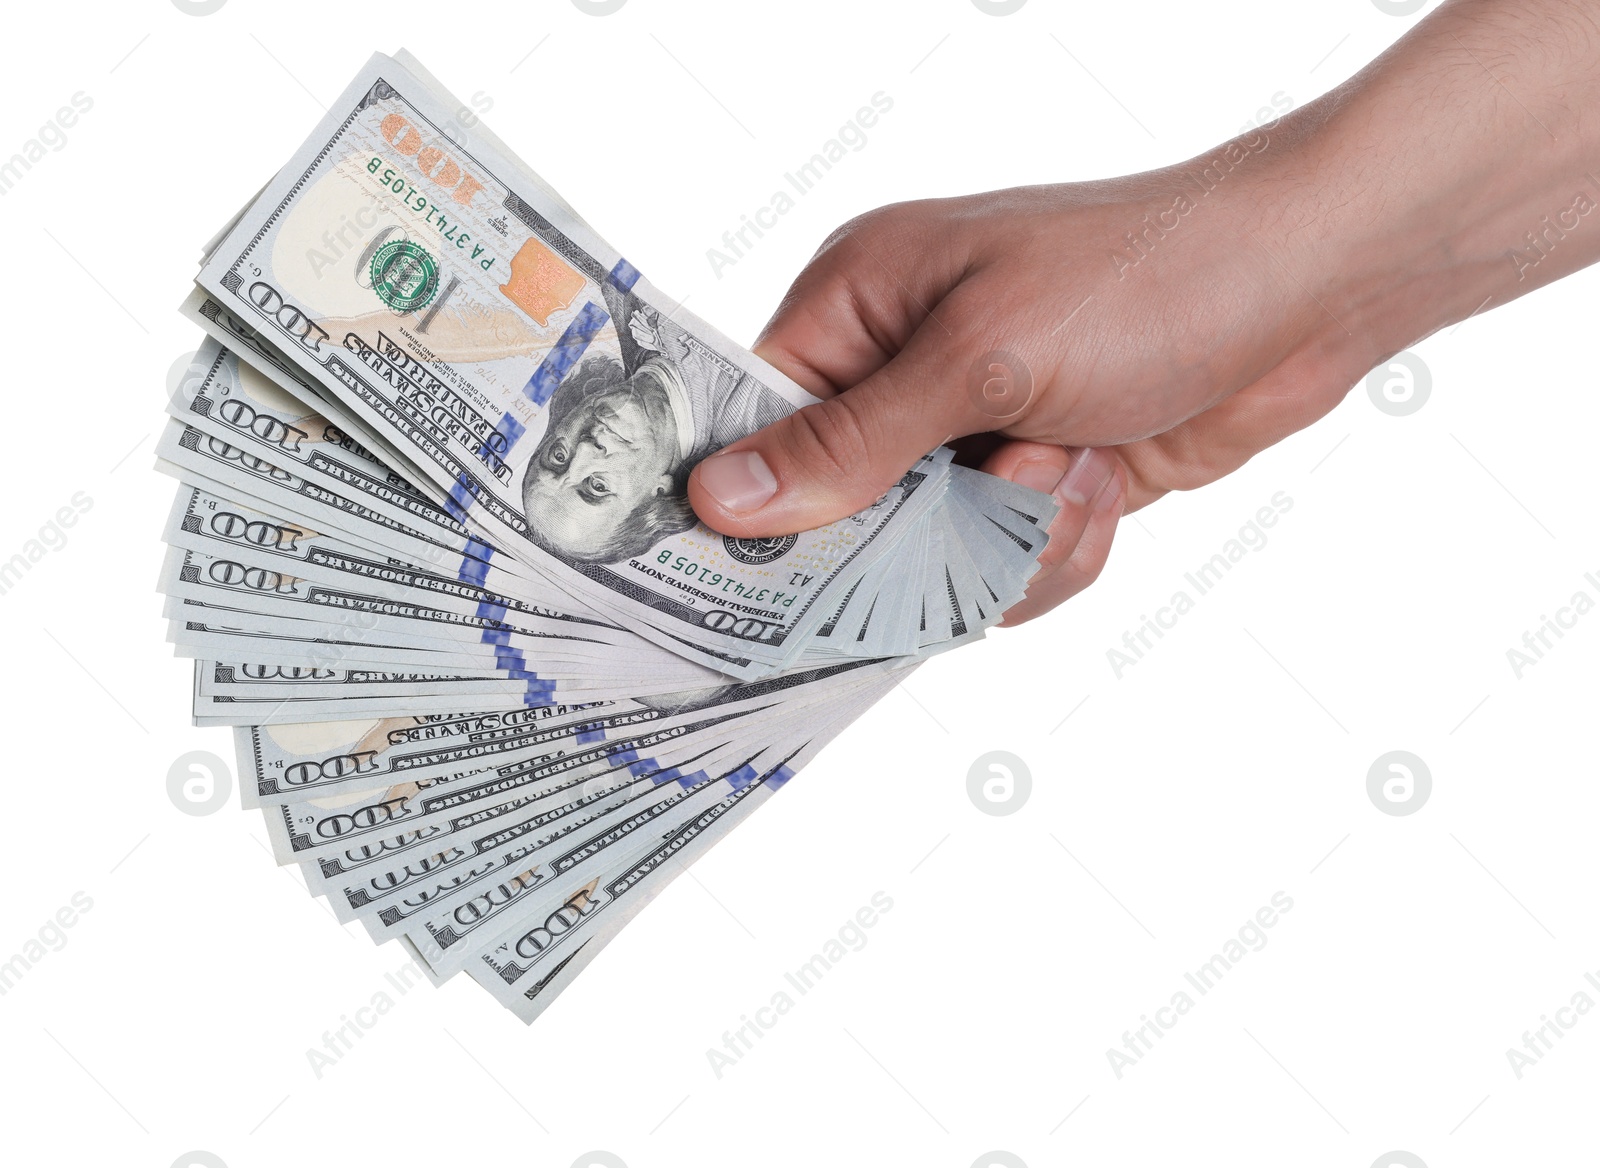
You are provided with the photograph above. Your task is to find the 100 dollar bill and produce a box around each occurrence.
[195,50,941,678]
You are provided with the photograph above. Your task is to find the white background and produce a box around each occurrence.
[1,1,1596,1165]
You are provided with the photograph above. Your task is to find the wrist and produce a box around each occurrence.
[1257,0,1600,363]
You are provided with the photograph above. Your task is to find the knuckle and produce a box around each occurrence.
[1161,458,1225,493]
[817,199,934,258]
[822,204,897,248]
[1034,531,1080,574]
[1125,435,1229,494]
[1053,551,1105,601]
[782,396,876,484]
[1055,507,1122,593]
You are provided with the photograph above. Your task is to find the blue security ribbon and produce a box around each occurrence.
[522,302,609,407]
[479,411,527,471]
[445,473,480,521]
[607,257,642,292]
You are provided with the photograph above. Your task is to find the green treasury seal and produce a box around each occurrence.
[369,239,440,312]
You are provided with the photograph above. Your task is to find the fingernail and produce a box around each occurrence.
[1011,458,1064,496]
[1094,468,1125,514]
[1056,448,1115,507]
[697,449,778,513]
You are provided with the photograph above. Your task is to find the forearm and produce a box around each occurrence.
[1247,0,1600,361]
[703,0,1600,558]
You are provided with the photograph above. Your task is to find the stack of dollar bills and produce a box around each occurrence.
[157,50,1055,1022]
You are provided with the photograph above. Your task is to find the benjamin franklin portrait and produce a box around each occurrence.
[521,281,788,564]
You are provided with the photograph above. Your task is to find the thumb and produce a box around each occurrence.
[689,323,999,537]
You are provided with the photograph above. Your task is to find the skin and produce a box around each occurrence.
[522,379,678,560]
[687,0,1600,624]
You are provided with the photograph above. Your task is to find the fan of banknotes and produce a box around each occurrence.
[156,50,1056,1022]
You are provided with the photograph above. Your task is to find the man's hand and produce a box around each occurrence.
[688,0,1600,623]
